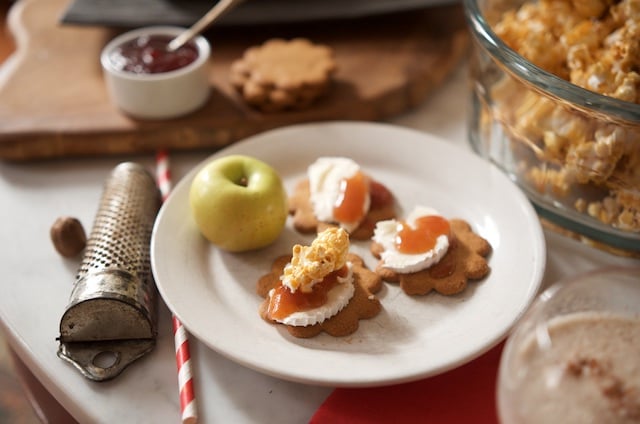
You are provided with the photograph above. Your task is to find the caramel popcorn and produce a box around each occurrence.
[494,0,640,102]
[486,0,640,234]
[281,227,349,293]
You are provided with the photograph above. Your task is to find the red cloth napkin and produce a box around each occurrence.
[310,342,503,424]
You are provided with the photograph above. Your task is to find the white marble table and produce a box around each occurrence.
[1,65,638,423]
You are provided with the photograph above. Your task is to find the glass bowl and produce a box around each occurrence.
[497,266,640,423]
[463,0,640,255]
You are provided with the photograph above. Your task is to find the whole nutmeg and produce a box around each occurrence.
[50,216,87,258]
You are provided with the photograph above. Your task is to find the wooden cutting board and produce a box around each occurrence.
[0,0,469,161]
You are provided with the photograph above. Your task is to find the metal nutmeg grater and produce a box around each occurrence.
[57,162,161,381]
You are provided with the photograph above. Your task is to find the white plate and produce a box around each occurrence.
[151,122,546,387]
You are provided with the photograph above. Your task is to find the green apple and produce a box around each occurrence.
[189,154,288,252]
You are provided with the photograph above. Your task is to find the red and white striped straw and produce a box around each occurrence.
[173,315,197,424]
[156,149,173,203]
[155,149,198,424]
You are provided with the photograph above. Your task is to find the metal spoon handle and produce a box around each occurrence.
[168,0,244,51]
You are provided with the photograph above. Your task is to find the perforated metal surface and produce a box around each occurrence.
[58,162,162,381]
[77,163,158,288]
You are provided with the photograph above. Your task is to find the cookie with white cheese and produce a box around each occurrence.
[257,228,383,338]
[371,209,491,296]
[288,157,396,240]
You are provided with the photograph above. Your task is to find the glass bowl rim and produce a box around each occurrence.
[462,0,640,123]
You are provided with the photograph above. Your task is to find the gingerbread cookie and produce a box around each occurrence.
[258,253,382,338]
[288,177,396,240]
[230,38,337,112]
[371,219,491,296]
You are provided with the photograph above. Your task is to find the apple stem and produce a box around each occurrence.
[238,176,248,187]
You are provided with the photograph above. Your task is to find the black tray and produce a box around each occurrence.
[60,0,457,28]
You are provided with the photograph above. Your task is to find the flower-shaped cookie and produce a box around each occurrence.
[371,219,492,295]
[257,253,383,338]
[230,38,337,112]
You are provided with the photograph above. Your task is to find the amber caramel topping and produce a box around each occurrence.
[267,266,348,321]
[395,215,450,254]
[333,171,369,224]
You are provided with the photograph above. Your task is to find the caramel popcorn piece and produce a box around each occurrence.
[282,227,349,293]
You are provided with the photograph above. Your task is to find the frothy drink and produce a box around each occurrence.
[500,311,640,423]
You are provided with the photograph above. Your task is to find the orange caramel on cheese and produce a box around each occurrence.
[333,171,369,225]
[267,265,349,321]
[395,215,451,254]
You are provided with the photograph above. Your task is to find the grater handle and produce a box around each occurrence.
[58,339,155,381]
